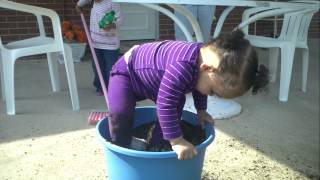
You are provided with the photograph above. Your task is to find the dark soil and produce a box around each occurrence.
[132,120,206,152]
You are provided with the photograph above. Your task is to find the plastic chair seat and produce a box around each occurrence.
[245,35,290,48]
[6,37,54,49]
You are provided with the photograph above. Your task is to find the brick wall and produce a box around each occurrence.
[0,0,90,44]
[0,1,319,44]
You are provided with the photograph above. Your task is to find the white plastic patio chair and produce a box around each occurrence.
[238,5,319,102]
[0,1,80,115]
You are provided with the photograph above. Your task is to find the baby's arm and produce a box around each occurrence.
[192,90,207,111]
[192,90,214,126]
[197,110,215,127]
[157,61,197,160]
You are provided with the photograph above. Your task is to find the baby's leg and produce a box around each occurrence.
[108,74,136,148]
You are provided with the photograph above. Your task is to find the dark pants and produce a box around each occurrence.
[92,48,119,92]
[107,57,186,147]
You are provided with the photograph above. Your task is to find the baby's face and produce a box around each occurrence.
[196,70,216,96]
[196,70,245,98]
[196,46,247,98]
[196,47,221,96]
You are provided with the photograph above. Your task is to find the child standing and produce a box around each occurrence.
[108,30,269,160]
[76,0,123,95]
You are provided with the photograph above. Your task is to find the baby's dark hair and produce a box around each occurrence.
[204,29,269,95]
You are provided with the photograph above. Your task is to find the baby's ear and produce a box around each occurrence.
[200,63,212,71]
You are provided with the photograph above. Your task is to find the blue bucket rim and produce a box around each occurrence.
[96,106,215,158]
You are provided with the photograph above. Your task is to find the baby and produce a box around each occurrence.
[107,30,269,160]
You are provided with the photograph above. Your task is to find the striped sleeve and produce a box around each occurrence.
[192,90,207,110]
[156,61,194,140]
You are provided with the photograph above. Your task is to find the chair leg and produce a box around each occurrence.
[268,48,279,83]
[301,48,309,92]
[279,45,296,102]
[62,44,80,111]
[0,51,5,101]
[2,52,16,115]
[47,52,61,92]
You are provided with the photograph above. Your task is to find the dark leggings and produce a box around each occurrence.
[92,48,119,92]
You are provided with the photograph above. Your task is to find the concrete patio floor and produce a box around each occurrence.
[0,39,319,179]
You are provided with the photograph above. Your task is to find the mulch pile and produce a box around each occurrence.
[132,120,206,152]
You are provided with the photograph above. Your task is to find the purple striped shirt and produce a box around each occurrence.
[127,41,207,140]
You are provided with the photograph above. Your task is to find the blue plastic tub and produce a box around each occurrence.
[96,106,215,180]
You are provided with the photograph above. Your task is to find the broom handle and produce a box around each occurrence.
[80,13,109,108]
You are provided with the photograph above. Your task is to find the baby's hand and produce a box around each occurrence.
[170,136,197,160]
[197,110,214,128]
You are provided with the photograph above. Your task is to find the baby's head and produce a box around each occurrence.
[196,29,269,98]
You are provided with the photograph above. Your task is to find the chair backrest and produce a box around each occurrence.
[279,0,319,43]
[36,14,46,37]
[278,11,304,41]
[238,7,300,33]
[295,8,318,43]
[278,8,318,43]
[0,1,63,46]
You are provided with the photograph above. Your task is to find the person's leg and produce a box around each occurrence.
[92,48,105,93]
[174,5,197,41]
[100,49,119,89]
[108,73,136,147]
[198,6,215,42]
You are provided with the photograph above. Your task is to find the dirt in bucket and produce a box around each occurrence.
[132,120,206,152]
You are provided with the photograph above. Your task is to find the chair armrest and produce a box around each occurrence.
[237,8,300,33]
[213,6,235,38]
[241,7,279,35]
[242,7,277,21]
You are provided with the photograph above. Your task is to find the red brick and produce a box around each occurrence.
[18,22,38,28]
[7,16,27,22]
[2,0,319,41]
[0,22,17,29]
[0,9,18,16]
[9,28,27,35]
